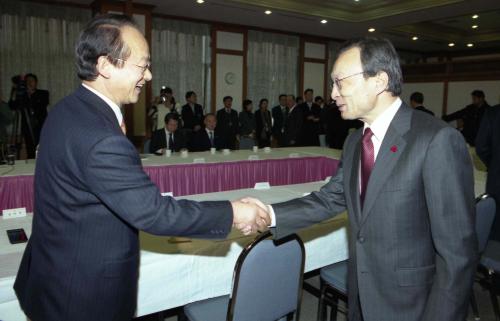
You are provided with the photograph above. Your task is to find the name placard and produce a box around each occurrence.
[193,158,206,163]
[254,182,271,190]
[2,207,27,219]
[248,155,259,161]
[161,192,174,197]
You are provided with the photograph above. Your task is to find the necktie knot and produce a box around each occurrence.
[363,127,373,142]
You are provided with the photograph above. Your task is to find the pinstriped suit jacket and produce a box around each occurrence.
[14,85,233,321]
[273,103,478,321]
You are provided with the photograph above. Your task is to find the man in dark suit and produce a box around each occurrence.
[409,91,435,116]
[250,37,477,321]
[216,96,239,150]
[13,14,267,321]
[190,113,225,152]
[442,90,489,146]
[271,94,287,147]
[149,113,187,153]
[283,94,303,147]
[476,104,500,242]
[181,90,204,132]
[298,88,321,146]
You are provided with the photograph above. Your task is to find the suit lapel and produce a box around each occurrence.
[75,85,122,133]
[360,104,412,227]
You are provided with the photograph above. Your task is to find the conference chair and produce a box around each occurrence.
[470,194,496,320]
[479,240,500,320]
[184,231,305,321]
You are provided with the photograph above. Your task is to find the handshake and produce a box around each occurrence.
[231,197,271,235]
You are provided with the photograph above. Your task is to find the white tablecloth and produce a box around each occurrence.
[0,181,348,320]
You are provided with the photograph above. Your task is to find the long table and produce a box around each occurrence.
[0,147,342,212]
[0,181,348,320]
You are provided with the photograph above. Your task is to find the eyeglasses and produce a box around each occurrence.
[333,71,365,91]
[110,57,151,74]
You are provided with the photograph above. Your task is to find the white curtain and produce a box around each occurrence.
[247,30,299,106]
[151,18,211,110]
[0,0,91,108]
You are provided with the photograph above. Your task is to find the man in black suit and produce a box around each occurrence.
[13,14,268,321]
[216,96,239,150]
[271,94,287,147]
[442,90,489,146]
[476,104,500,241]
[283,94,303,147]
[299,88,321,146]
[149,113,187,153]
[190,113,225,152]
[181,91,204,132]
[410,92,434,116]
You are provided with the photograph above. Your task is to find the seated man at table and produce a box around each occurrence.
[150,112,187,154]
[190,113,226,152]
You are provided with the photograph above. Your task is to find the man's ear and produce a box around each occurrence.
[375,71,389,95]
[96,56,113,79]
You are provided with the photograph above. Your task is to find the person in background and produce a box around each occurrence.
[295,95,303,106]
[148,86,181,131]
[216,96,239,150]
[410,92,434,116]
[271,94,287,147]
[255,98,272,148]
[238,99,256,150]
[299,88,321,146]
[284,94,303,147]
[149,113,187,154]
[475,103,500,242]
[442,89,489,146]
[181,91,204,132]
[315,95,327,146]
[190,113,226,152]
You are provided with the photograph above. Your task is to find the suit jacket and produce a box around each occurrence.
[216,108,239,149]
[149,128,187,153]
[415,105,435,116]
[442,103,489,146]
[255,108,272,147]
[14,85,233,321]
[181,103,204,130]
[273,103,478,321]
[271,105,286,139]
[475,104,500,241]
[189,128,225,152]
[299,102,321,146]
[283,105,303,146]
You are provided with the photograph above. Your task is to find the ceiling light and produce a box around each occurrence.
[368,28,375,32]
[265,10,272,15]
[412,36,418,41]
[472,25,478,29]
[467,43,474,47]
[196,0,204,3]
[448,43,455,47]
[354,0,360,2]
[472,14,479,19]
[321,19,327,24]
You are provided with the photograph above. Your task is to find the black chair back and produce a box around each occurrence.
[476,194,497,253]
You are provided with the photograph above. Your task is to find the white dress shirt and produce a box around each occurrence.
[268,97,402,226]
[82,83,122,125]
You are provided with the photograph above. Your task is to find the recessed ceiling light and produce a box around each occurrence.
[196,0,204,3]
[448,42,455,47]
[472,14,479,19]
[467,43,474,47]
[368,28,375,32]
[412,36,418,41]
[354,0,360,2]
[321,19,327,24]
[472,25,478,29]
[265,10,272,15]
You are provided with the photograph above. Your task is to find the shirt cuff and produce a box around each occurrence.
[268,204,276,227]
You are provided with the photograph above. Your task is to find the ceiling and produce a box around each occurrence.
[48,0,500,55]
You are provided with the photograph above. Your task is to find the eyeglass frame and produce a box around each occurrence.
[332,71,365,91]
[108,56,151,74]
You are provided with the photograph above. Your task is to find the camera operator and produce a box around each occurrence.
[148,86,181,131]
[8,73,49,158]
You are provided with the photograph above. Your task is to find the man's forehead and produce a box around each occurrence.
[332,47,361,77]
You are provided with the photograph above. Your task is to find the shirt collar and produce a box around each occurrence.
[82,83,123,125]
[363,97,402,142]
[205,128,214,135]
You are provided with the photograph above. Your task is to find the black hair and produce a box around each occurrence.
[75,14,138,81]
[204,113,216,120]
[185,91,196,100]
[278,94,287,100]
[314,96,323,102]
[160,86,173,94]
[25,73,38,83]
[259,98,268,108]
[471,90,485,99]
[243,99,253,111]
[223,96,233,102]
[304,88,313,95]
[164,112,180,123]
[410,92,424,104]
[335,37,403,96]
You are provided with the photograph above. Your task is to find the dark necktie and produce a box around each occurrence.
[360,128,374,206]
[168,133,174,151]
[209,131,214,147]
